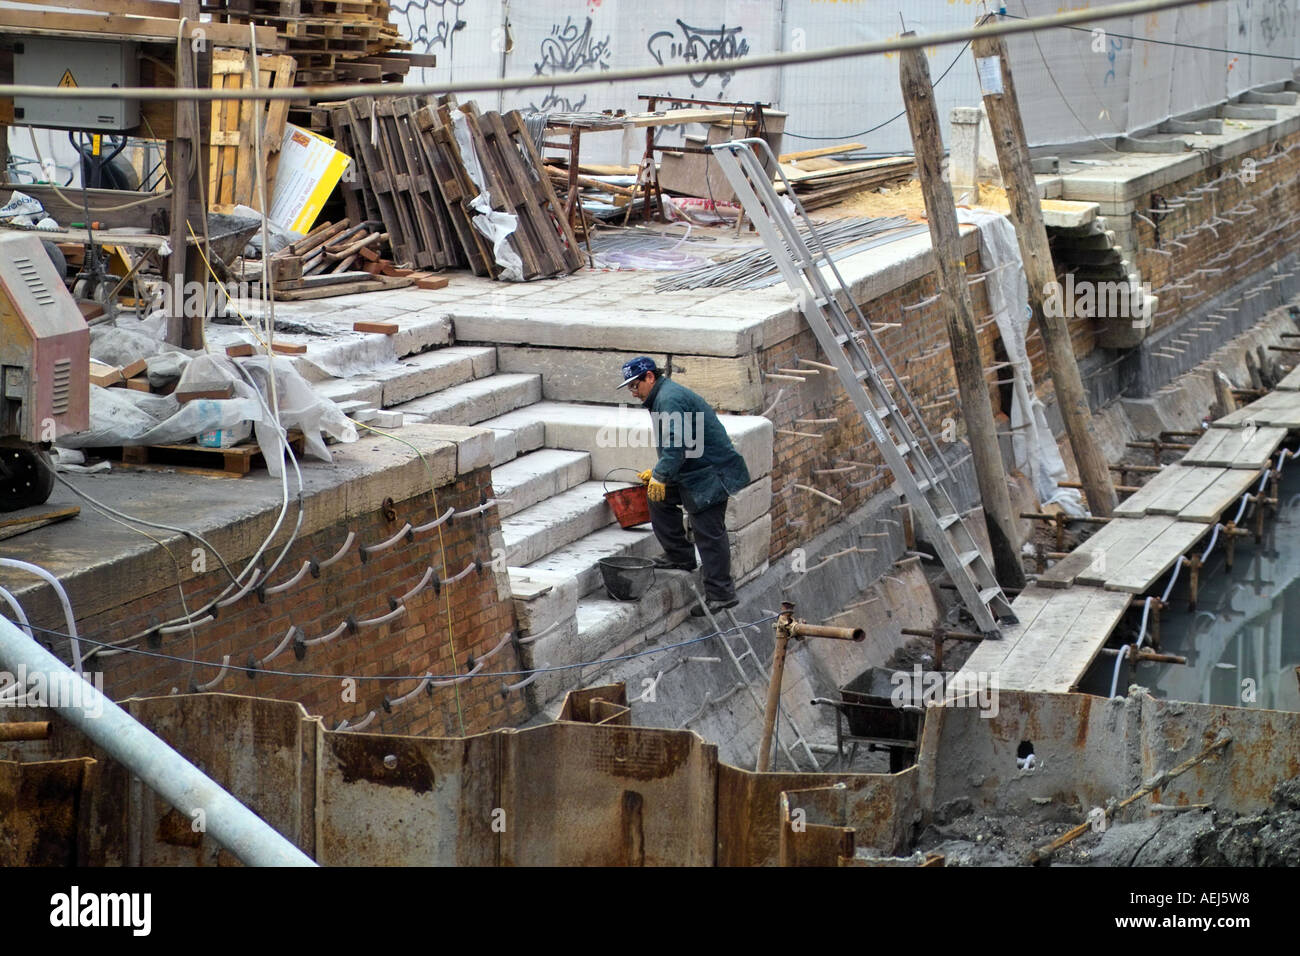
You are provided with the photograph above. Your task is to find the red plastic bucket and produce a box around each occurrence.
[604,469,651,528]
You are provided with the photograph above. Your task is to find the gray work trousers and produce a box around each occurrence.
[648,483,734,602]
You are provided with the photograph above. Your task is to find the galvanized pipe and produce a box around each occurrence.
[0,616,317,867]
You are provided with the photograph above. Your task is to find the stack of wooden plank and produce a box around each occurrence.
[333,95,582,279]
[208,50,298,213]
[776,144,916,210]
[202,0,417,86]
[252,218,414,300]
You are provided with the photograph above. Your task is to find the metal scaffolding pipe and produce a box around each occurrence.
[0,616,317,867]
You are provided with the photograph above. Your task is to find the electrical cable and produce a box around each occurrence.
[1001,10,1300,62]
[0,0,1215,105]
[782,39,972,141]
[11,614,782,684]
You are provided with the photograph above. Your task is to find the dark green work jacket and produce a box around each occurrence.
[644,377,751,514]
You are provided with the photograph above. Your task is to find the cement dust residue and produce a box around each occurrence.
[823,179,1010,219]
[916,774,1300,866]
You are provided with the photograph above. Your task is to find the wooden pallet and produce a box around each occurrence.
[416,98,496,277]
[460,104,582,278]
[208,49,297,213]
[101,433,307,477]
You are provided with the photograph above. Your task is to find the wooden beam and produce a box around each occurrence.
[0,9,279,49]
[972,20,1117,517]
[900,37,1024,590]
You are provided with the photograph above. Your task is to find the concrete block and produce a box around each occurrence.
[510,567,579,635]
[490,429,518,467]
[439,345,498,379]
[726,475,772,531]
[311,378,383,408]
[497,345,764,412]
[481,409,546,466]
[396,373,541,426]
[667,354,765,414]
[497,345,667,402]
[391,313,453,357]
[523,523,659,597]
[1039,199,1098,229]
[374,346,495,406]
[527,402,774,483]
[501,482,616,566]
[492,449,592,518]
[728,513,772,580]
[408,423,494,475]
[452,307,762,358]
[370,410,404,428]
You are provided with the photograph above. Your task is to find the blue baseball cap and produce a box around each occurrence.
[617,356,659,390]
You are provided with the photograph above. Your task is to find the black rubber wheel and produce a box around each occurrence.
[0,445,55,512]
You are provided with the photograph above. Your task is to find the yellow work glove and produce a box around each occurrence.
[637,468,654,484]
[646,477,667,502]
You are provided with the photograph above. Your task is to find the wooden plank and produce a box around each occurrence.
[1178,467,1261,523]
[1182,425,1286,469]
[1036,544,1099,588]
[779,142,866,163]
[0,505,79,541]
[1023,589,1135,693]
[0,10,279,48]
[503,109,582,272]
[1275,365,1300,391]
[626,108,745,128]
[1144,466,1227,516]
[1067,516,1176,588]
[995,588,1097,689]
[959,585,1055,675]
[1102,520,1211,594]
[1213,389,1300,429]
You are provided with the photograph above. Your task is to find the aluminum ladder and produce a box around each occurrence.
[689,586,819,771]
[709,138,1015,635]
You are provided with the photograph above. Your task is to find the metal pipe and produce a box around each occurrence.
[0,615,316,867]
[0,720,49,741]
[790,621,866,642]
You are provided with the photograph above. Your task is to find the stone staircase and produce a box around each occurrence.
[297,315,775,711]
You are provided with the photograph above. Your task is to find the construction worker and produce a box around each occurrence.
[617,357,751,616]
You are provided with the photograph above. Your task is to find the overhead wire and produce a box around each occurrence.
[0,0,1219,105]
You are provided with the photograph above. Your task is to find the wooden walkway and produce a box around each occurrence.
[957,386,1295,694]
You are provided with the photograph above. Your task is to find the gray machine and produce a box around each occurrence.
[0,233,89,511]
[13,37,139,132]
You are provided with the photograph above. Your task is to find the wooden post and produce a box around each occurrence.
[972,21,1118,517]
[756,625,790,773]
[167,4,206,349]
[899,37,1025,589]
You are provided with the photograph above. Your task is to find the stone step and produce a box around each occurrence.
[501,480,638,567]
[479,408,547,467]
[396,372,541,427]
[371,345,497,407]
[491,449,591,519]
[516,523,660,599]
[526,401,774,481]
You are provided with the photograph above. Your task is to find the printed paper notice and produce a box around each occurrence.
[976,56,1003,95]
[268,125,352,234]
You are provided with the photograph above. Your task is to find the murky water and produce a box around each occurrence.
[1078,466,1300,711]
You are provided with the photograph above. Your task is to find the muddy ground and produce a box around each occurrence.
[913,776,1300,866]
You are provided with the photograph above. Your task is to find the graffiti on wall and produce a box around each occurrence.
[530,16,613,113]
[646,18,750,92]
[391,0,469,58]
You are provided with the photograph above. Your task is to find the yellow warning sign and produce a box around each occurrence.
[58,70,77,88]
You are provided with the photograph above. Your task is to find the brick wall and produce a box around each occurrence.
[759,250,1029,559]
[41,464,527,738]
[1132,138,1300,337]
